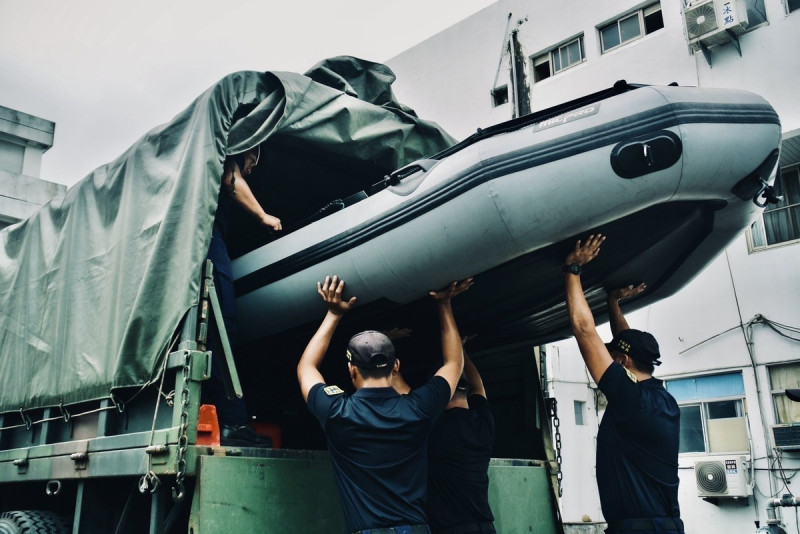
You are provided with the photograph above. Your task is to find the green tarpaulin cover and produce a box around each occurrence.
[0,57,455,414]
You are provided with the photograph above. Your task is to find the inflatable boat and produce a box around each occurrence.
[232,81,782,351]
[0,58,781,416]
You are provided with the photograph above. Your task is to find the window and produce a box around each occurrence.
[600,3,663,53]
[744,0,769,26]
[748,166,800,251]
[574,400,585,425]
[491,86,509,107]
[790,0,800,14]
[667,373,748,454]
[769,363,800,424]
[532,36,585,83]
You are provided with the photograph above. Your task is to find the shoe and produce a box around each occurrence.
[220,424,273,447]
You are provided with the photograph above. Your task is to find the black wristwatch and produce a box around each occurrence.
[562,263,582,275]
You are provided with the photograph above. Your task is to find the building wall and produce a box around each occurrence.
[387,1,800,533]
[0,105,65,228]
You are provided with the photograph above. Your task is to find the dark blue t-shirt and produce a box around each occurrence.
[596,362,681,522]
[427,394,495,530]
[308,377,452,532]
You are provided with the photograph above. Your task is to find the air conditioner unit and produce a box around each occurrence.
[771,424,800,451]
[684,0,749,50]
[694,455,752,498]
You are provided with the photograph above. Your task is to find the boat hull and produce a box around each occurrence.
[232,85,781,348]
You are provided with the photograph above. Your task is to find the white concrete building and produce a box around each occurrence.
[0,105,66,229]
[387,1,800,533]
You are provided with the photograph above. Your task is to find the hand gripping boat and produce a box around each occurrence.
[232,80,782,351]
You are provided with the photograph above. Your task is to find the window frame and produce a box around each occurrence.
[574,400,586,426]
[599,2,663,54]
[491,85,509,107]
[677,396,748,454]
[746,165,800,252]
[531,35,585,83]
[768,362,800,424]
[667,372,748,455]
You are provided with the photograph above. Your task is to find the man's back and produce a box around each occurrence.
[427,394,495,530]
[596,362,681,522]
[308,378,451,532]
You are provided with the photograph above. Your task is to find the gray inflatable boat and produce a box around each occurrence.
[232,81,781,351]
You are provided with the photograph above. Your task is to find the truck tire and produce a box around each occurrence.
[0,510,70,534]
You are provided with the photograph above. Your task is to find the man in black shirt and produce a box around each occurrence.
[427,348,495,534]
[297,276,473,534]
[202,146,282,447]
[563,235,684,534]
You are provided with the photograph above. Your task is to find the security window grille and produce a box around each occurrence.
[748,166,800,251]
[600,3,663,53]
[769,363,800,424]
[532,36,585,82]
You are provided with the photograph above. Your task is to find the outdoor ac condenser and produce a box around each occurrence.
[684,0,749,50]
[771,424,800,451]
[694,455,752,498]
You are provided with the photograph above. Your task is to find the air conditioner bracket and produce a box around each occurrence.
[698,30,742,68]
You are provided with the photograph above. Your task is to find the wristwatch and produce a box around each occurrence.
[562,263,582,275]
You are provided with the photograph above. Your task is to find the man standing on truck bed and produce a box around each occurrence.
[202,145,282,447]
[426,344,495,534]
[297,275,472,534]
[563,234,684,534]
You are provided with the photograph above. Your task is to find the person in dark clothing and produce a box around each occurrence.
[201,146,282,447]
[427,347,495,534]
[297,276,472,534]
[563,234,684,534]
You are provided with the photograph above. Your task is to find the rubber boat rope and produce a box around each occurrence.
[0,395,126,432]
[139,335,177,498]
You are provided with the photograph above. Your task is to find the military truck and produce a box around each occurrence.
[0,57,565,533]
[1,54,780,532]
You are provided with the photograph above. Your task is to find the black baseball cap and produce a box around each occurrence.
[605,329,662,366]
[346,331,396,369]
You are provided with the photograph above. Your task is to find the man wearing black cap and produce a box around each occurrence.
[563,235,684,534]
[297,275,472,534]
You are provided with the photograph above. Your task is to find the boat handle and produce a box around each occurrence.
[388,158,439,184]
[643,144,655,167]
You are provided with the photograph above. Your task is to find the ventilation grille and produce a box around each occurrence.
[685,1,718,39]
[695,460,728,494]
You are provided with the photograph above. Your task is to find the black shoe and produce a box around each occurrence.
[220,424,273,447]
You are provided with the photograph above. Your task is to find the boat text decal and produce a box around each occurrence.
[533,104,600,133]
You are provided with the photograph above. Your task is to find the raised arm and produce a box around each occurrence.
[222,158,282,231]
[463,349,487,399]
[564,235,613,384]
[297,276,357,402]
[429,279,473,396]
[607,283,646,337]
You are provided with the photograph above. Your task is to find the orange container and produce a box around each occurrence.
[252,422,282,449]
[196,404,221,446]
